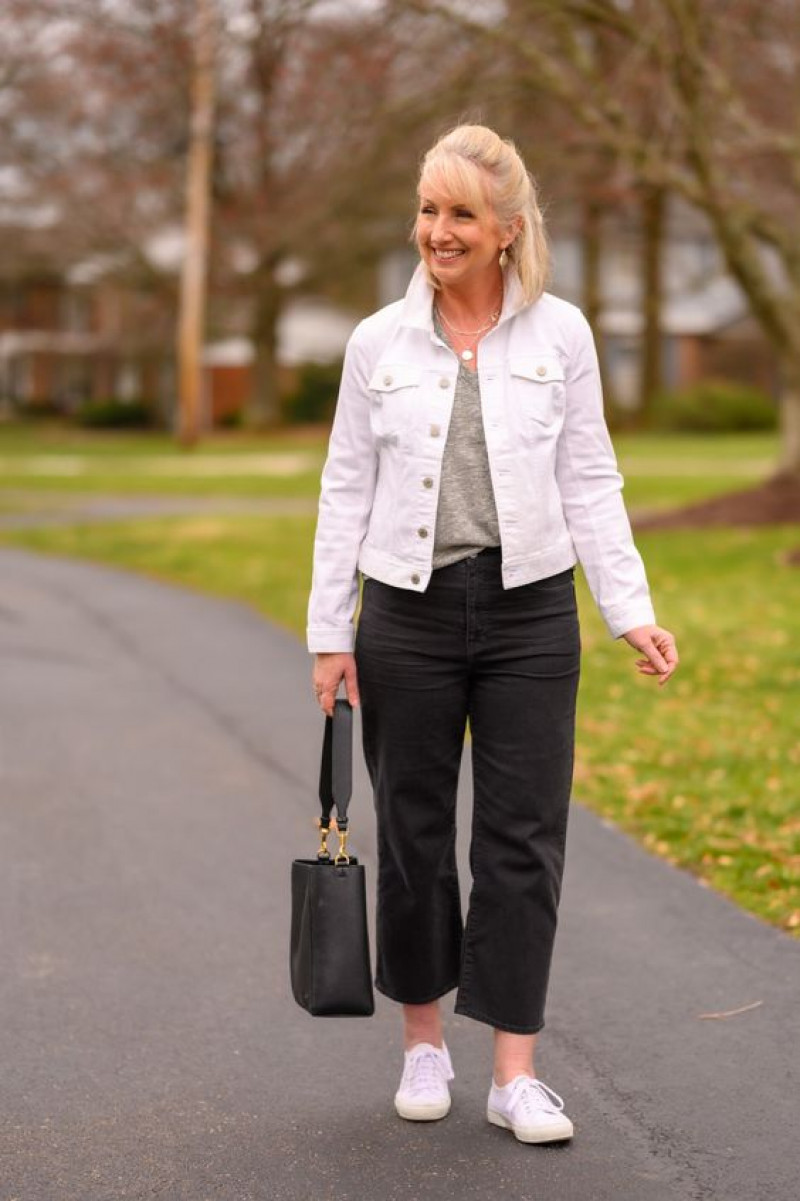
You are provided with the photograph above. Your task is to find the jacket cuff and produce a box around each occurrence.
[605,602,657,640]
[307,626,356,654]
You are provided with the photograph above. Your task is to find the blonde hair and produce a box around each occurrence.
[414,124,550,305]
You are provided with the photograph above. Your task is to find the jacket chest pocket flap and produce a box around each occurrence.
[368,364,423,437]
[510,355,566,427]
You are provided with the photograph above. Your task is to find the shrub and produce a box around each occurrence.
[217,408,243,429]
[282,360,343,425]
[651,379,777,433]
[76,398,156,429]
[15,401,63,420]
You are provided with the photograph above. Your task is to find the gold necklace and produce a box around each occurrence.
[435,303,501,363]
[436,305,501,337]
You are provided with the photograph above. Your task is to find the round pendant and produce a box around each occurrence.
[460,348,474,362]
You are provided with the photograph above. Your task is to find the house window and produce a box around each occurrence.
[8,357,32,403]
[604,337,641,410]
[59,358,92,410]
[116,363,140,400]
[60,291,90,333]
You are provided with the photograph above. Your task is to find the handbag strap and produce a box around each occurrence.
[317,698,353,862]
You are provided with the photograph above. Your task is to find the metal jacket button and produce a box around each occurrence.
[430,424,441,437]
[383,373,393,386]
[536,365,547,377]
[438,378,450,389]
[418,527,428,538]
[411,573,420,585]
[423,477,434,488]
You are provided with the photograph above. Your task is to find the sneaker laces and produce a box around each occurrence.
[505,1076,565,1119]
[404,1045,454,1097]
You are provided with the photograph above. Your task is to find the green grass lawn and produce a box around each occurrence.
[0,422,327,499]
[575,526,800,934]
[0,422,779,511]
[0,422,797,935]
[613,431,778,512]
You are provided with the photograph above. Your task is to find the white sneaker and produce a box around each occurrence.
[487,1075,574,1143]
[394,1042,455,1121]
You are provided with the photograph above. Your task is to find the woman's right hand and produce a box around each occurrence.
[312,652,360,717]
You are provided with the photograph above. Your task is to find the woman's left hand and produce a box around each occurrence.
[621,624,679,687]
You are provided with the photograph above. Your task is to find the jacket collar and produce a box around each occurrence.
[399,260,529,332]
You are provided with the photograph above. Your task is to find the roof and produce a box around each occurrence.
[598,275,750,338]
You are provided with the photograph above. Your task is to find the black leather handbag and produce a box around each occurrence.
[290,699,375,1017]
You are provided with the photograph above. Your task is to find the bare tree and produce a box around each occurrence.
[0,1,191,417]
[2,1,413,428]
[399,0,800,476]
[211,1,425,426]
[1,1,194,275]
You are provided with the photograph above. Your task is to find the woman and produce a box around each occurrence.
[307,125,678,1144]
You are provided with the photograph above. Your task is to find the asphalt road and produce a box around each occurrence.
[1,547,797,1201]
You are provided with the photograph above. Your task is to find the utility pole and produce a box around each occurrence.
[176,0,216,446]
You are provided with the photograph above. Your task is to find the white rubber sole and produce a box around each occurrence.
[395,1094,452,1121]
[487,1107,574,1143]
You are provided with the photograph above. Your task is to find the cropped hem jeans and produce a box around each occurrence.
[354,548,581,1035]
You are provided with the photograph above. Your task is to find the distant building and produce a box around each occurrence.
[0,268,359,426]
[0,197,778,424]
[202,300,359,424]
[0,270,175,420]
[549,197,779,407]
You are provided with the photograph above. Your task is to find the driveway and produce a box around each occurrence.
[0,547,797,1201]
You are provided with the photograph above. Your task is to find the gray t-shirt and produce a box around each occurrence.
[432,308,501,570]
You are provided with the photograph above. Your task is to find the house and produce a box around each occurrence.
[202,300,360,424]
[0,252,360,425]
[0,268,174,419]
[0,198,778,424]
[550,198,780,407]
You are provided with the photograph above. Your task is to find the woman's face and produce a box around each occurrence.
[416,177,507,291]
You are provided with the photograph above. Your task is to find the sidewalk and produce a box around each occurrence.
[0,491,318,528]
[0,547,797,1201]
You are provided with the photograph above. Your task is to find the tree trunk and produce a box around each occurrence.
[639,184,664,423]
[581,197,602,331]
[777,357,800,479]
[246,275,282,428]
[176,0,215,447]
[581,197,612,400]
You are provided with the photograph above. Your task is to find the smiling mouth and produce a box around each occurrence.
[431,248,465,261]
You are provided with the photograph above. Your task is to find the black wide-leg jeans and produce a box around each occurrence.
[354,549,581,1034]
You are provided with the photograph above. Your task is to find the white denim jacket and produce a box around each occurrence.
[307,263,656,653]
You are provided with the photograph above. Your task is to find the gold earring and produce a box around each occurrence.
[499,247,508,268]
